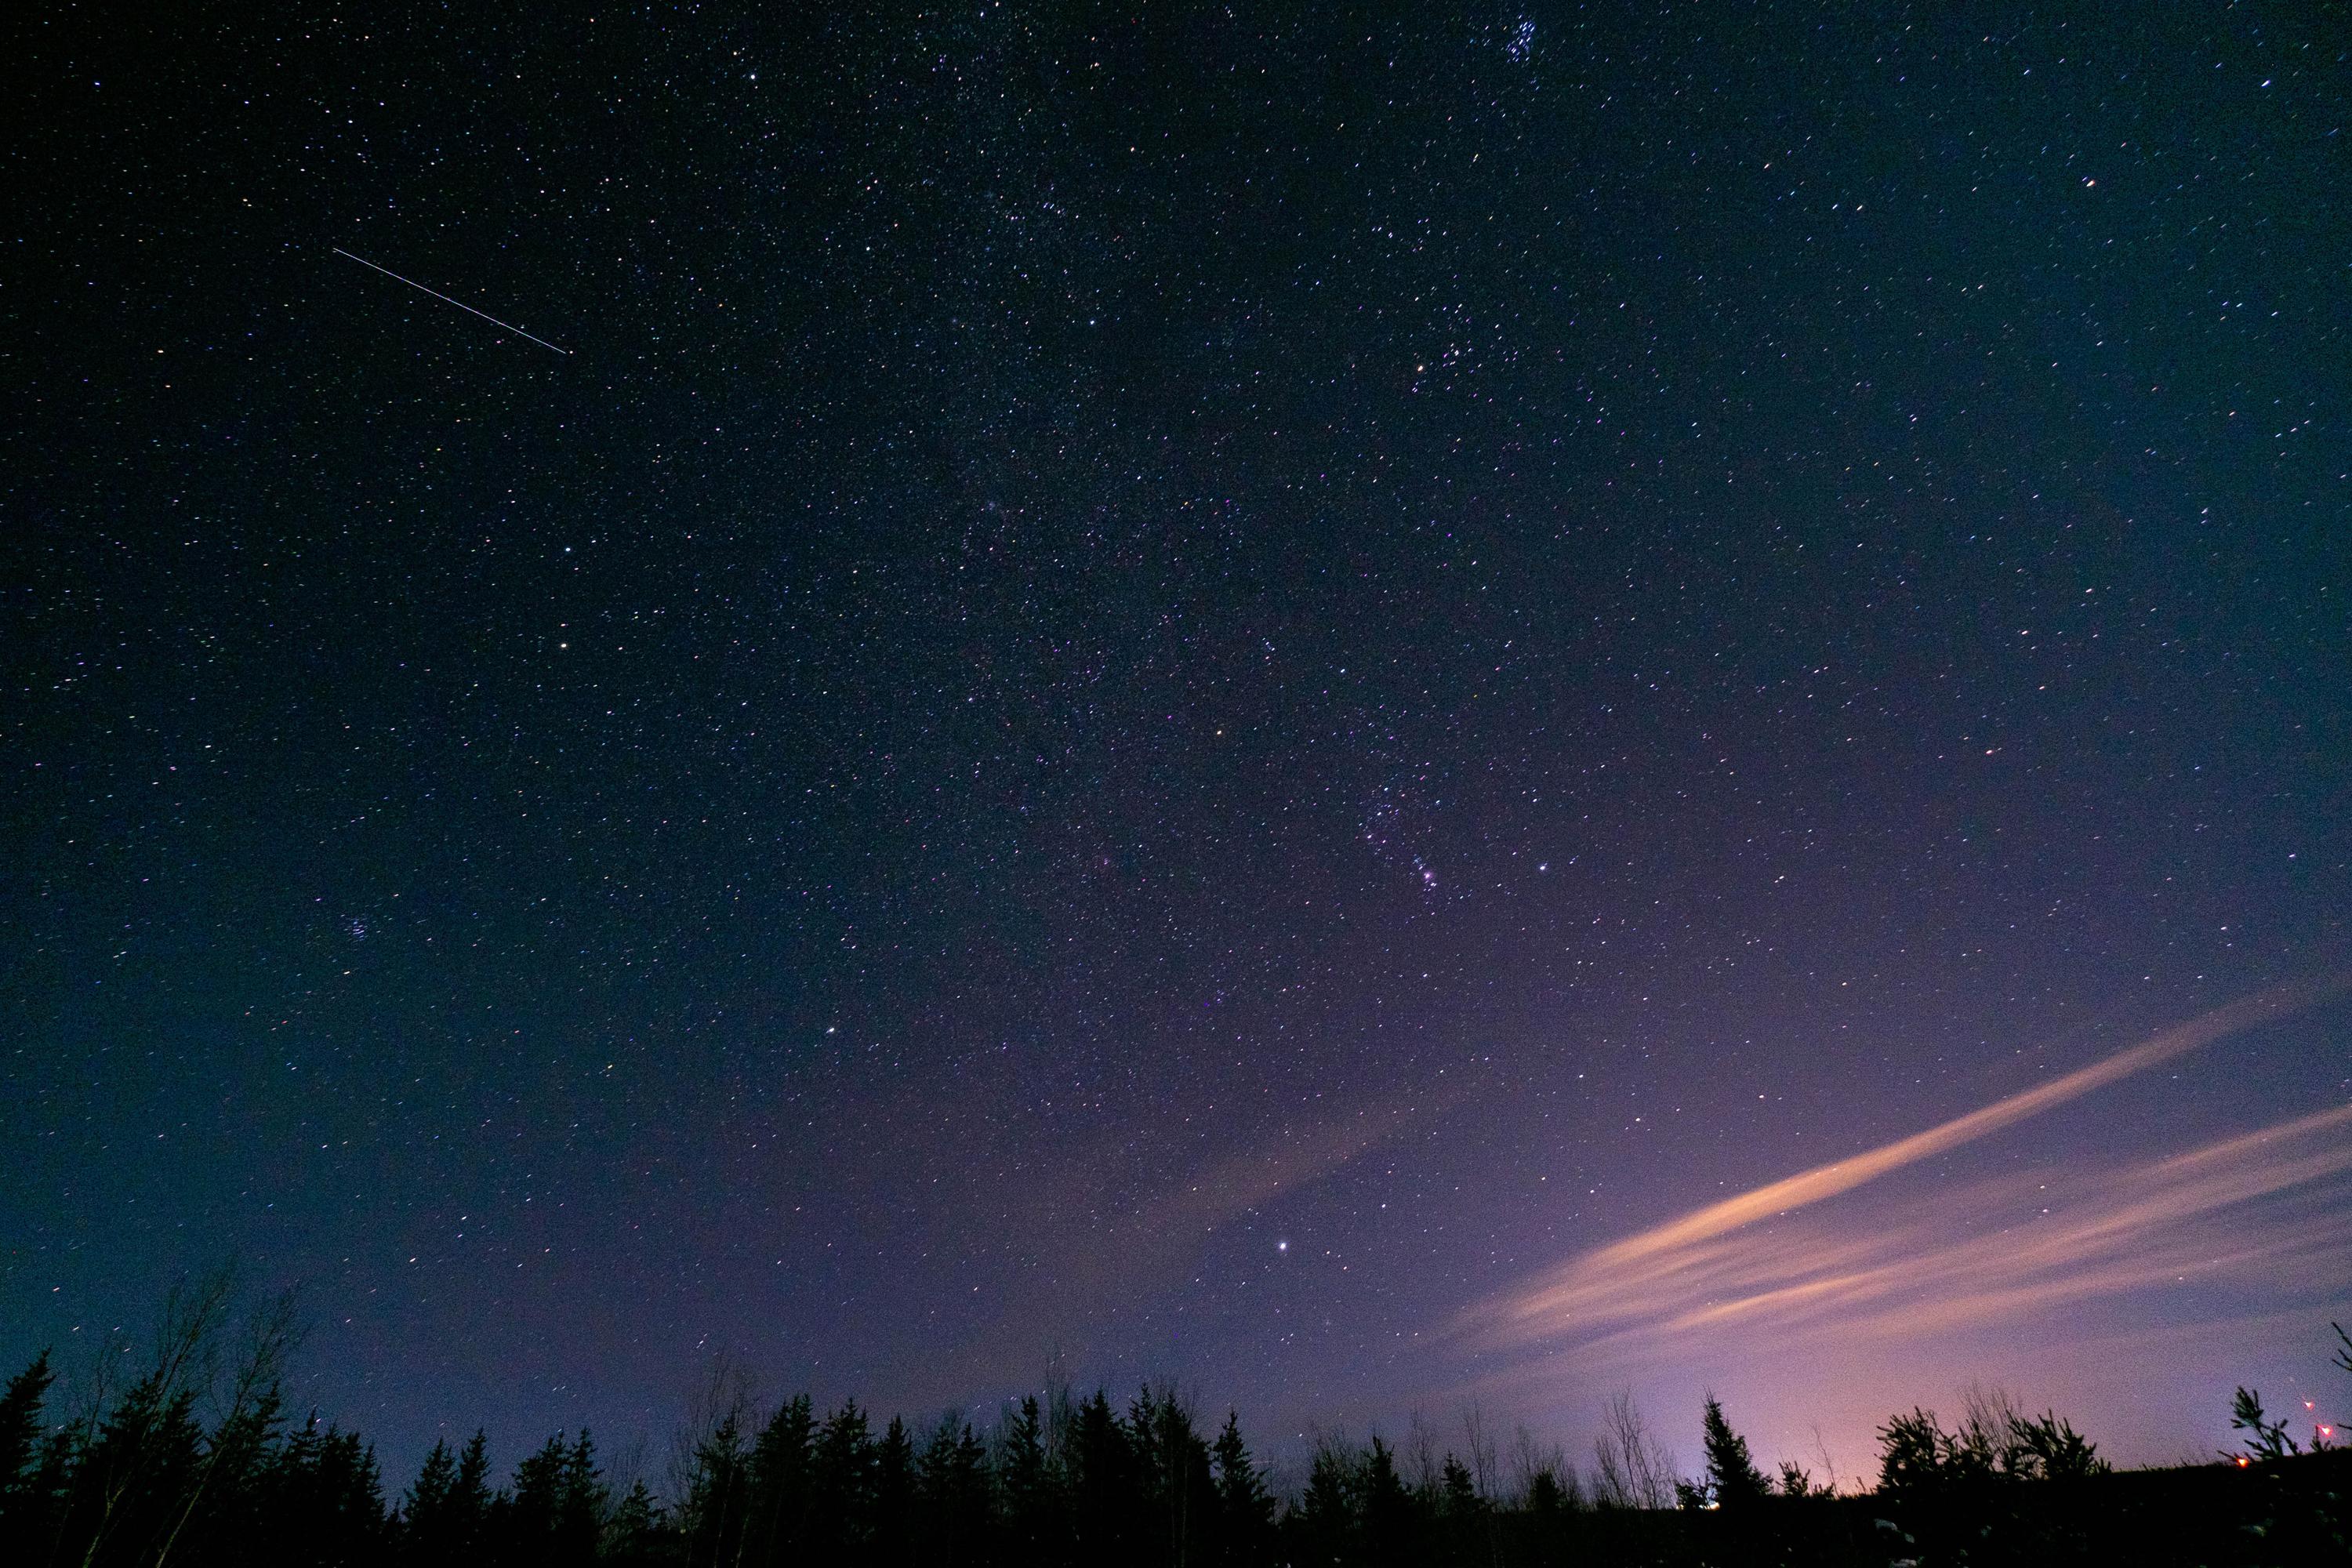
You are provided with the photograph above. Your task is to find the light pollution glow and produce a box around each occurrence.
[1446,978,2352,1469]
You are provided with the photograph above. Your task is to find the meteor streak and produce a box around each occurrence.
[332,247,571,356]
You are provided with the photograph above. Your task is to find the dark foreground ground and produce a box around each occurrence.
[1499,1451,2350,1566]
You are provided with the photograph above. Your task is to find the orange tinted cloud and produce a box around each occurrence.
[1460,979,2352,1363]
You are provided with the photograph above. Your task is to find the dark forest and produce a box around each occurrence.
[5,1277,2348,1567]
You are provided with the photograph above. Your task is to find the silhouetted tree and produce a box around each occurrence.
[0,1352,53,1528]
[1589,1392,1675,1509]
[560,1432,605,1560]
[996,1395,1054,1559]
[2230,1387,2299,1464]
[678,1406,751,1568]
[1210,1411,1274,1566]
[398,1437,456,1559]
[1359,1436,1421,1568]
[1879,1399,2106,1494]
[18,1421,78,1561]
[1698,1396,1772,1509]
[1877,1408,1966,1494]
[1776,1458,1827,1498]
[2003,1410,2107,1481]
[1128,1385,1214,1568]
[497,1428,604,1564]
[1067,1391,1135,1562]
[875,1414,916,1567]
[1294,1437,1359,1566]
[71,1360,207,1565]
[504,1432,569,1555]
[808,1399,877,1558]
[267,1415,386,1567]
[917,1414,991,1568]
[23,1266,302,1568]
[603,1477,666,1566]
[1508,1425,1575,1515]
[1439,1453,1480,1522]
[740,1392,812,1563]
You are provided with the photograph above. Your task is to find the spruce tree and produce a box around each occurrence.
[400,1436,458,1557]
[1068,1391,1135,1561]
[681,1407,750,1567]
[953,1421,992,1558]
[1361,1436,1421,1567]
[507,1432,572,1550]
[416,1428,492,1559]
[0,1352,53,1518]
[76,1372,205,1566]
[1295,1441,1359,1566]
[174,1377,284,1556]
[1209,1411,1273,1565]
[270,1421,387,1567]
[876,1414,917,1566]
[811,1399,877,1556]
[1141,1391,1215,1568]
[918,1414,990,1568]
[452,1430,494,1526]
[998,1395,1052,1555]
[604,1477,664,1566]
[1700,1396,1772,1509]
[555,1429,605,1562]
[745,1393,814,1562]
[1439,1452,1481,1523]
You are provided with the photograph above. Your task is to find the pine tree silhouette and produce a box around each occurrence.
[997,1394,1054,1559]
[269,1415,386,1566]
[555,1431,605,1562]
[745,1391,815,1563]
[506,1431,571,1551]
[1360,1436,1421,1568]
[1296,1439,1358,1566]
[1069,1390,1137,1562]
[810,1399,877,1557]
[680,1405,750,1568]
[502,1428,603,1561]
[449,1428,495,1553]
[1700,1396,1772,1509]
[399,1436,459,1559]
[876,1414,918,1566]
[1210,1410,1275,1566]
[0,1352,54,1526]
[1127,1384,1215,1568]
[1439,1453,1480,1521]
[76,1367,206,1566]
[604,1476,664,1566]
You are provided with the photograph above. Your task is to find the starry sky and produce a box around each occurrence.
[5,2,2349,1486]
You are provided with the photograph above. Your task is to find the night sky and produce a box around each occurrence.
[6,2,2349,1487]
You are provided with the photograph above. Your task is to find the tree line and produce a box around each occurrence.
[3,1271,2347,1566]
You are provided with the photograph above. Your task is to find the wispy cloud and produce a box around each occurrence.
[897,1075,1452,1396]
[1130,1077,1458,1245]
[1457,979,2352,1366]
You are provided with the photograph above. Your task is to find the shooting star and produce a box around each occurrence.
[332,248,571,357]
